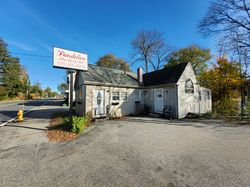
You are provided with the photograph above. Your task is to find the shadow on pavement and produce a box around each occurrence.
[0,107,69,121]
[121,117,224,128]
[18,99,64,107]
[6,124,46,131]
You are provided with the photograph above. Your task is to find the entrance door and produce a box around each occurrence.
[154,89,164,113]
[93,89,105,117]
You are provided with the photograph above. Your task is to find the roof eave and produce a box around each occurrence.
[83,80,140,88]
[143,83,177,88]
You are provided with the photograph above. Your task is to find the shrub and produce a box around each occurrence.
[70,116,90,133]
[246,99,250,116]
[213,99,238,116]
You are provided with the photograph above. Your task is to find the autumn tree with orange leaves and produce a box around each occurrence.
[199,57,245,115]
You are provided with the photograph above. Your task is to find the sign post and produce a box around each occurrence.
[69,70,74,115]
[53,47,88,115]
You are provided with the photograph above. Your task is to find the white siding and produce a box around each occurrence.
[163,86,178,118]
[143,86,178,118]
[177,63,212,118]
[177,63,199,118]
[199,87,212,114]
[76,85,143,118]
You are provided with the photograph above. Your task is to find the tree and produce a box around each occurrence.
[51,91,59,98]
[44,86,52,97]
[131,29,170,73]
[151,40,172,71]
[57,82,67,95]
[199,57,244,115]
[0,39,29,99]
[20,65,30,98]
[164,45,211,75]
[199,57,243,100]
[198,0,250,48]
[2,57,22,97]
[198,0,250,114]
[198,0,250,75]
[30,82,43,97]
[96,54,130,71]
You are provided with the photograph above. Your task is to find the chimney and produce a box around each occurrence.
[137,67,143,85]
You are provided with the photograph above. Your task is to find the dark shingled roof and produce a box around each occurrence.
[77,64,139,87]
[143,62,189,86]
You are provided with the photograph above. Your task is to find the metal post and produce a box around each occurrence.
[69,70,75,116]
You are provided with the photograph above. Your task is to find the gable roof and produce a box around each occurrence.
[77,64,139,87]
[143,62,189,86]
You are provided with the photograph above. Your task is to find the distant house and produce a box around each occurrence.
[75,62,212,119]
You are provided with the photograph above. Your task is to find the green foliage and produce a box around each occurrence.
[0,39,30,99]
[2,57,22,97]
[44,86,52,97]
[246,99,250,115]
[165,45,211,75]
[96,54,130,71]
[213,99,238,116]
[70,116,89,133]
[29,82,43,98]
[199,57,243,101]
[57,83,67,95]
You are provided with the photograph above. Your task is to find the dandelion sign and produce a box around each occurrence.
[53,47,88,71]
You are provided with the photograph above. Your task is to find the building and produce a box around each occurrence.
[75,62,212,119]
[65,71,76,106]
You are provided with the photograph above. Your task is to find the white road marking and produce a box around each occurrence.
[0,102,24,108]
[0,102,47,127]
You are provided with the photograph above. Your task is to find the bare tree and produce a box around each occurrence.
[198,0,250,115]
[198,0,250,44]
[151,41,172,71]
[198,0,250,69]
[131,29,169,73]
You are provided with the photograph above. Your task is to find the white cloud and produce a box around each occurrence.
[6,39,34,52]
[35,41,52,52]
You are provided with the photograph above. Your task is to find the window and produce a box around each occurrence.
[121,92,128,101]
[207,91,211,100]
[199,91,202,100]
[112,91,120,101]
[185,79,194,94]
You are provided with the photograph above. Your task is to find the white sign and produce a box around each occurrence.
[53,47,88,71]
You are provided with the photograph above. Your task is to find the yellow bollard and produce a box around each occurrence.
[17,110,24,122]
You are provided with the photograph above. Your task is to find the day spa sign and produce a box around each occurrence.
[53,47,88,71]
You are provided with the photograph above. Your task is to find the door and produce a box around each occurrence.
[154,89,164,113]
[93,89,105,117]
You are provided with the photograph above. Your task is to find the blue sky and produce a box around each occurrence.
[0,0,215,91]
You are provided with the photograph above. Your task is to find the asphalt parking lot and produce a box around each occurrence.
[0,115,250,187]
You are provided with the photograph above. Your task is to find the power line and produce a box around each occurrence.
[10,52,51,58]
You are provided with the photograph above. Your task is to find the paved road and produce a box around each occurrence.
[0,99,61,125]
[0,115,249,187]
